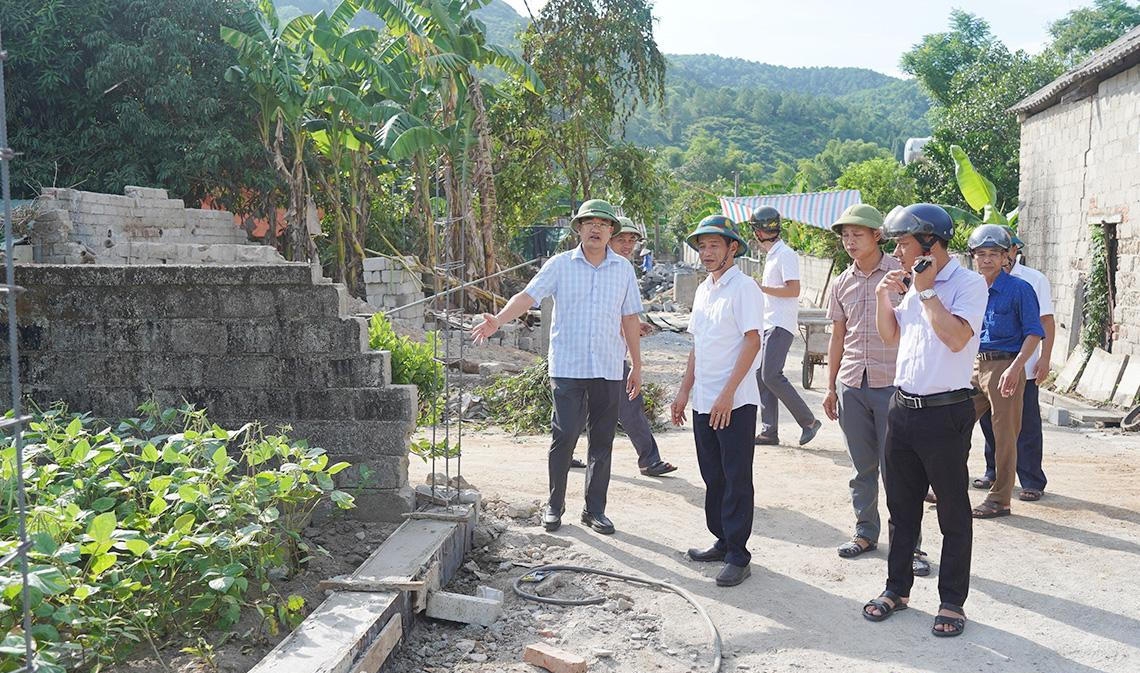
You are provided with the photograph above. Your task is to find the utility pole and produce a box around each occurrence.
[733,171,740,197]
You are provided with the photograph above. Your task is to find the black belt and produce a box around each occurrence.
[895,388,975,409]
[978,350,1017,361]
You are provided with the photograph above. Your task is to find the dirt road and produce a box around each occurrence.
[408,329,1140,673]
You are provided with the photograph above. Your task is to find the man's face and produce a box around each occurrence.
[1006,244,1020,270]
[610,232,640,259]
[839,224,881,259]
[973,247,1007,280]
[697,234,735,271]
[753,227,779,250]
[578,218,613,250]
[891,234,923,272]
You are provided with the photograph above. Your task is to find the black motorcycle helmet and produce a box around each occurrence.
[882,203,954,250]
[748,205,781,237]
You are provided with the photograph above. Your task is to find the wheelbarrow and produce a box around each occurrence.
[797,308,831,389]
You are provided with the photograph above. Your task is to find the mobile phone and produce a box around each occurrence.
[901,258,932,293]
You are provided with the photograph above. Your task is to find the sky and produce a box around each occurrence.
[500,0,1092,78]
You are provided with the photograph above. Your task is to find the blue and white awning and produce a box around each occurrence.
[720,190,862,230]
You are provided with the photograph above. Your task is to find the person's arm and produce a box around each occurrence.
[761,279,800,298]
[471,291,536,344]
[621,313,642,400]
[875,270,907,346]
[1000,334,1041,397]
[912,263,973,352]
[707,330,761,430]
[823,321,846,421]
[671,348,696,426]
[1034,314,1055,381]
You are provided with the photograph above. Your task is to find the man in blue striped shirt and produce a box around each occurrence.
[472,199,644,535]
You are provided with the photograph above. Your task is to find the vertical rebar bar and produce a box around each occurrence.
[0,26,34,671]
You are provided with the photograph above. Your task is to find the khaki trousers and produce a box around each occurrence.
[971,358,1025,507]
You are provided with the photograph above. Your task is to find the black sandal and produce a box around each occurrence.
[640,461,678,476]
[838,535,876,558]
[932,602,966,637]
[862,590,908,622]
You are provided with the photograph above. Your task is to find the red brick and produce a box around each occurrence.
[522,642,587,673]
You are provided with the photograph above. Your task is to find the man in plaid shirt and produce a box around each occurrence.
[472,200,643,535]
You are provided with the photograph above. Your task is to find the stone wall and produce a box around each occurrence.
[30,186,284,265]
[1018,63,1140,360]
[0,264,417,521]
[363,256,425,327]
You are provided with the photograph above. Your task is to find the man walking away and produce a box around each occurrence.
[749,206,821,447]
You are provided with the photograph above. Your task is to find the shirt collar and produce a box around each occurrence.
[571,244,622,267]
[852,251,892,277]
[935,257,961,282]
[989,269,1012,293]
[707,265,742,288]
[768,240,787,255]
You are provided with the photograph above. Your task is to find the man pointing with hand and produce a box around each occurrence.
[472,199,643,536]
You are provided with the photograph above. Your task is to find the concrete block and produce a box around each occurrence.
[522,642,587,673]
[1047,406,1072,426]
[246,590,402,673]
[362,257,387,272]
[1076,347,1128,402]
[1055,349,1088,393]
[1112,358,1140,407]
[425,590,502,627]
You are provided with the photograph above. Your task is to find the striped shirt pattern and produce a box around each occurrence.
[524,246,643,381]
[826,253,902,388]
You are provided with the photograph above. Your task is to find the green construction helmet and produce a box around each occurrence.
[616,216,646,240]
[831,203,884,235]
[570,199,621,235]
[686,215,750,258]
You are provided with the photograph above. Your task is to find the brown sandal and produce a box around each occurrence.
[972,501,1011,519]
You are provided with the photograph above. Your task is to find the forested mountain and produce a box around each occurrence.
[273,0,930,175]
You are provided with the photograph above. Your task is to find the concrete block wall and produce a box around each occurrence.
[363,256,425,325]
[30,186,285,265]
[1019,63,1140,361]
[0,264,417,521]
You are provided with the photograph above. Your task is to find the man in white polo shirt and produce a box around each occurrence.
[748,206,821,447]
[671,215,764,587]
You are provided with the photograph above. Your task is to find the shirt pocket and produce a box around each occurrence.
[984,304,1019,343]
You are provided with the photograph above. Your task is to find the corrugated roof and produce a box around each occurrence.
[1010,24,1140,116]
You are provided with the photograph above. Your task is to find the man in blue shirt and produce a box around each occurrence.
[966,225,1043,520]
[471,199,643,535]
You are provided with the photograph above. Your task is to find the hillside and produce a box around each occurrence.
[272,1,930,172]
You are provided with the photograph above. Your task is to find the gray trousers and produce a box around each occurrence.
[618,361,662,469]
[838,376,920,549]
[757,326,816,436]
[549,377,621,515]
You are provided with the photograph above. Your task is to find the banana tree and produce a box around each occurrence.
[221,0,319,261]
[940,144,1021,251]
[380,0,543,307]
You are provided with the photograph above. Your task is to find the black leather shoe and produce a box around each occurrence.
[715,563,751,587]
[542,506,562,532]
[580,511,615,535]
[687,545,727,562]
[754,433,779,445]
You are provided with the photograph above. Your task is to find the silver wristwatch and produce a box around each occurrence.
[918,288,938,301]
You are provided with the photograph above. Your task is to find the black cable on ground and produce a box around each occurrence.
[511,564,722,673]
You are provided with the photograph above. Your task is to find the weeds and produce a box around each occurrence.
[0,403,354,672]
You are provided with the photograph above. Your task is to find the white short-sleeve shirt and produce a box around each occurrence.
[688,266,765,413]
[761,240,801,334]
[892,259,989,395]
[1010,262,1054,380]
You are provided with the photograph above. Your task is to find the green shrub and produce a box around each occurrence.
[368,314,444,425]
[0,403,355,672]
[477,359,667,434]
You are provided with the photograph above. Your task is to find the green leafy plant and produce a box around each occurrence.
[1082,224,1112,354]
[942,144,1021,250]
[0,403,354,672]
[367,313,444,425]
